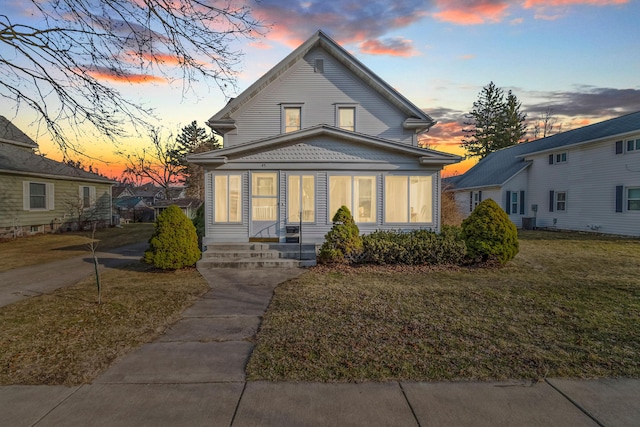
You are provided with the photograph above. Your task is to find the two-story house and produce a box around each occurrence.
[447,111,640,236]
[188,30,461,248]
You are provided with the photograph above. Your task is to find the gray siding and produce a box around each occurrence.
[224,46,415,147]
[526,135,640,236]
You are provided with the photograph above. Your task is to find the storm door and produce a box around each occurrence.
[250,172,279,240]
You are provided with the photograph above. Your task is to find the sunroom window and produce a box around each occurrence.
[214,175,242,222]
[384,175,433,223]
[328,175,376,223]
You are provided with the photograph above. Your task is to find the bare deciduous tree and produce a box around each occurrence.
[119,128,181,199]
[531,108,562,140]
[0,1,261,153]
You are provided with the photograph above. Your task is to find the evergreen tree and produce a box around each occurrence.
[461,82,527,159]
[174,121,221,199]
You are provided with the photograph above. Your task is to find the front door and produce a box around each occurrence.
[250,172,279,240]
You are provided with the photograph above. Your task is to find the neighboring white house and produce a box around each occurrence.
[188,30,461,245]
[447,111,640,236]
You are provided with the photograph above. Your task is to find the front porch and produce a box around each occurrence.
[197,242,318,269]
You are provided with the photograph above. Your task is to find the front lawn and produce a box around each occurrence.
[247,231,640,381]
[0,263,208,385]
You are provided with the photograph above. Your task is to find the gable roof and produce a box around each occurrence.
[0,116,38,148]
[449,111,640,190]
[189,124,461,166]
[0,118,114,184]
[208,30,435,134]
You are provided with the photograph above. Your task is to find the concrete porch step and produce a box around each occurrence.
[201,250,281,259]
[196,257,316,269]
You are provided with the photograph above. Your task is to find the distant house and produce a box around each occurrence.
[0,117,114,238]
[113,197,153,223]
[132,184,165,206]
[447,111,640,236]
[153,198,202,220]
[188,30,461,245]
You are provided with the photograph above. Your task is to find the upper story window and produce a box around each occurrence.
[282,105,302,133]
[627,138,640,152]
[549,152,567,164]
[337,106,355,131]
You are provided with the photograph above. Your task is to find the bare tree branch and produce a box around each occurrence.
[0,1,263,151]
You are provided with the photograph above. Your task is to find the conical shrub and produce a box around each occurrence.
[144,205,201,270]
[318,205,362,264]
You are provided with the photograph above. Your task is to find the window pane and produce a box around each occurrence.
[628,140,635,151]
[636,139,640,150]
[410,176,432,222]
[302,176,315,222]
[252,198,277,220]
[229,175,242,222]
[83,186,91,207]
[30,183,46,209]
[285,107,301,133]
[628,188,640,199]
[354,176,375,222]
[288,176,301,222]
[214,176,228,222]
[385,176,408,222]
[338,107,355,131]
[629,200,640,210]
[253,173,276,196]
[329,176,351,220]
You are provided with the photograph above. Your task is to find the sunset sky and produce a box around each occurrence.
[2,0,640,178]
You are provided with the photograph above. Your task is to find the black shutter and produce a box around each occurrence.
[616,186,623,212]
[469,191,473,212]
[549,190,554,212]
[478,190,482,201]
[548,154,554,164]
[505,191,511,214]
[616,140,623,154]
[520,190,525,215]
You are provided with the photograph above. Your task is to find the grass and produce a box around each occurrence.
[0,223,154,272]
[0,262,208,385]
[247,230,640,382]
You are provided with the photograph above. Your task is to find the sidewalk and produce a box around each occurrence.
[1,266,639,426]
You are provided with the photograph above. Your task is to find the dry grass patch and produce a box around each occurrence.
[0,262,208,385]
[0,223,154,272]
[247,231,640,382]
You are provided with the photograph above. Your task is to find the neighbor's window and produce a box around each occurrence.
[283,106,301,133]
[556,191,567,211]
[627,138,640,152]
[338,106,355,131]
[555,152,567,163]
[628,188,640,210]
[328,175,376,223]
[80,185,96,209]
[214,175,242,222]
[288,175,315,223]
[30,182,47,209]
[511,191,519,214]
[384,175,433,223]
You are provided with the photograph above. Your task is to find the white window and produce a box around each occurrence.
[384,175,433,223]
[23,181,54,211]
[328,175,376,223]
[288,175,315,223]
[337,106,355,131]
[214,175,242,222]
[556,191,567,211]
[79,185,96,209]
[511,191,519,214]
[628,188,640,211]
[282,105,302,133]
[626,138,640,152]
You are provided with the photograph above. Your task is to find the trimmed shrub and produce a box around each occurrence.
[144,205,201,270]
[360,227,467,266]
[461,198,518,264]
[192,203,205,249]
[318,206,363,264]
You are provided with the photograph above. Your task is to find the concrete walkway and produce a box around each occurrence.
[1,264,639,426]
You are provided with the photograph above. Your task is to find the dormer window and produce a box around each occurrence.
[336,105,356,132]
[282,104,302,133]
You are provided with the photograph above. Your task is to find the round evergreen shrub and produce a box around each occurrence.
[318,206,363,264]
[461,199,518,265]
[144,205,201,270]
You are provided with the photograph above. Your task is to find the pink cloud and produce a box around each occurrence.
[84,66,166,84]
[523,0,628,7]
[359,37,419,57]
[432,0,511,25]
